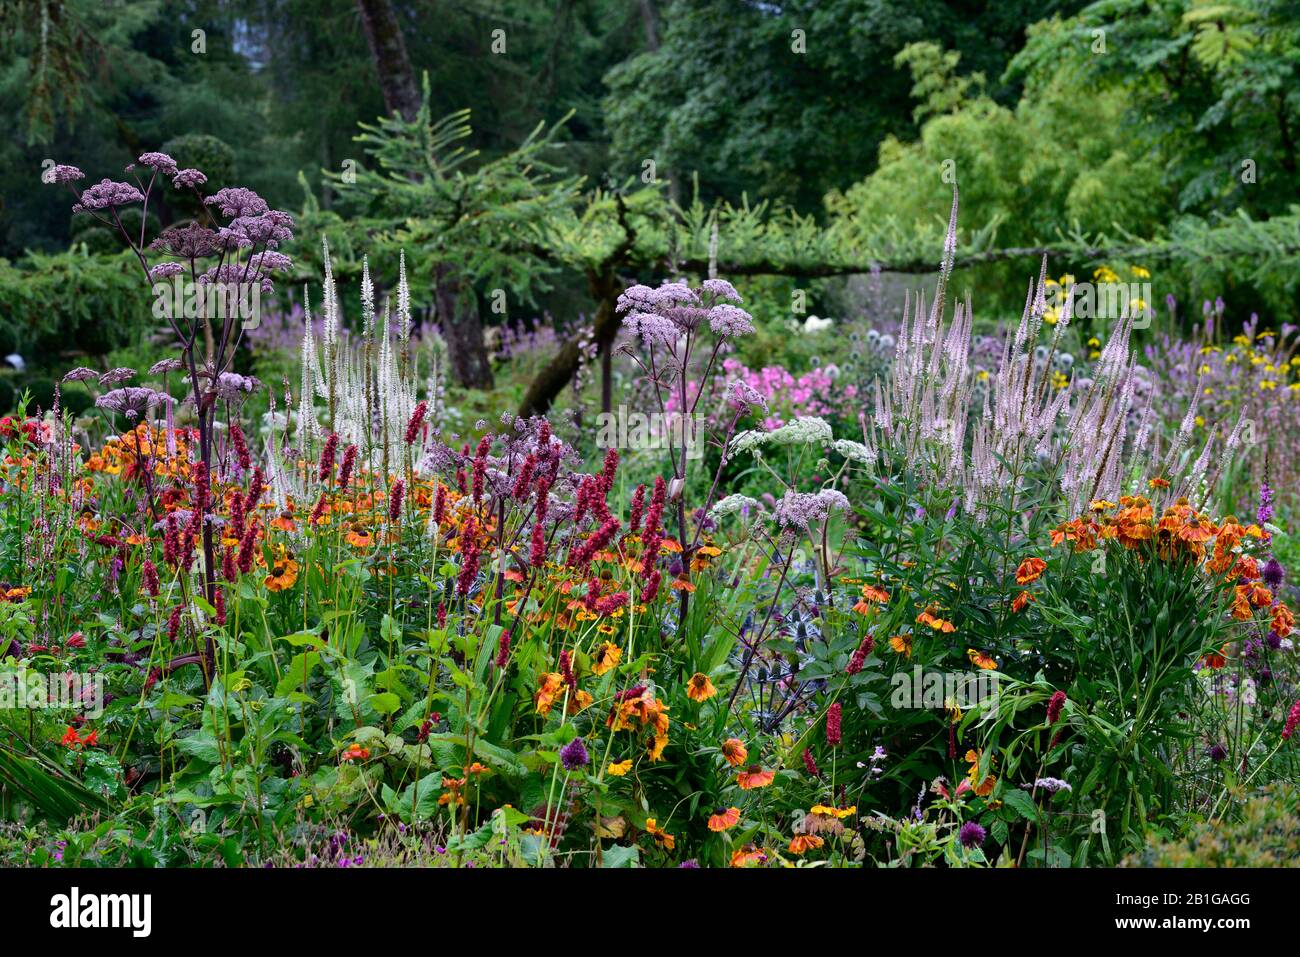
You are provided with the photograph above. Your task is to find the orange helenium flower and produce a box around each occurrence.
[709,807,741,831]
[686,672,717,702]
[737,766,775,790]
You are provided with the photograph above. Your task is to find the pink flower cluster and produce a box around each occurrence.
[716,359,856,429]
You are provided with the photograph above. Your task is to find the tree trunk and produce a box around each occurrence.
[355,0,422,121]
[354,0,494,390]
[435,262,495,389]
[520,267,620,417]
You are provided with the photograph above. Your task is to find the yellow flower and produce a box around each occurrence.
[686,672,717,702]
[608,759,633,777]
[595,639,624,676]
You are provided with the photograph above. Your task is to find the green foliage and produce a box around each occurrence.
[1124,782,1300,866]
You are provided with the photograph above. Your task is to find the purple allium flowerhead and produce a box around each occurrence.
[958,821,986,849]
[679,859,700,868]
[72,179,145,212]
[559,736,590,771]
[149,262,185,282]
[206,186,269,218]
[1207,743,1227,763]
[43,164,84,184]
[172,168,207,189]
[136,152,178,175]
[708,303,755,338]
[1262,557,1284,589]
[62,367,99,383]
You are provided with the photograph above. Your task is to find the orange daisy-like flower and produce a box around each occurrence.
[644,818,676,851]
[1200,645,1229,670]
[967,649,998,670]
[1177,514,1218,546]
[737,765,775,790]
[730,844,767,868]
[686,672,717,702]
[720,738,748,767]
[592,641,622,676]
[964,749,996,797]
[340,743,370,763]
[264,556,300,592]
[646,733,670,762]
[534,672,564,715]
[1272,603,1294,639]
[346,527,373,548]
[916,607,956,633]
[889,633,914,658]
[1148,477,1170,489]
[1011,590,1032,613]
[788,834,824,855]
[608,759,633,776]
[1015,557,1047,585]
[708,807,741,831]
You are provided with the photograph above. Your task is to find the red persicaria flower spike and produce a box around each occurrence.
[436,602,447,629]
[310,492,328,525]
[163,514,180,567]
[221,546,236,583]
[472,435,491,503]
[826,702,842,746]
[534,476,550,524]
[456,468,468,495]
[639,569,662,604]
[1047,690,1066,725]
[245,467,265,513]
[559,650,576,691]
[214,587,226,625]
[584,576,602,611]
[628,484,646,533]
[318,433,338,482]
[433,484,447,526]
[230,423,251,472]
[231,491,246,539]
[600,448,619,492]
[141,559,160,597]
[191,461,209,512]
[338,444,358,488]
[802,748,821,777]
[1282,699,1300,740]
[405,401,428,445]
[389,480,405,523]
[167,605,183,642]
[530,521,547,567]
[495,630,511,669]
[846,635,874,675]
[237,523,259,574]
[595,592,629,616]
[512,454,536,501]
